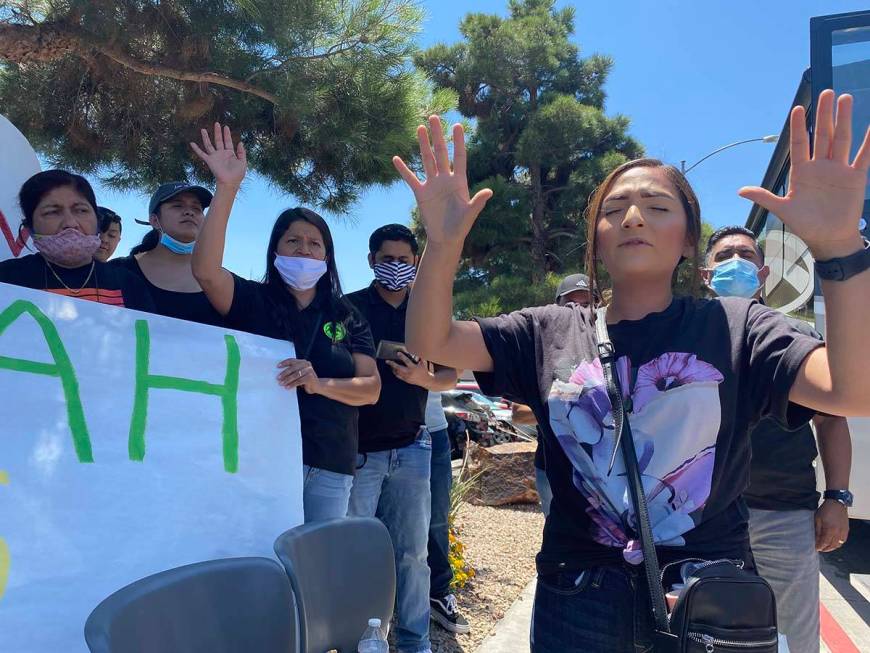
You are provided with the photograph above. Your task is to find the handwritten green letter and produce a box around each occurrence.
[128,320,241,472]
[0,300,93,462]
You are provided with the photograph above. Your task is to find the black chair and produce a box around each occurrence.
[84,557,296,653]
[274,517,396,653]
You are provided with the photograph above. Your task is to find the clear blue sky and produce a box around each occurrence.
[94,0,869,293]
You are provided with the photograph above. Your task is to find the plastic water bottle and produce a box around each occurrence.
[357,617,388,653]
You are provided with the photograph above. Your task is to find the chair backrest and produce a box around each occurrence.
[84,557,295,653]
[273,517,396,653]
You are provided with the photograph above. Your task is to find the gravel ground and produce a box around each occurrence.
[429,503,544,653]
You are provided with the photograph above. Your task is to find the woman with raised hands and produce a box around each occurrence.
[398,90,870,652]
[190,123,381,523]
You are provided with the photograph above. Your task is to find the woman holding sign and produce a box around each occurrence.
[190,123,381,523]
[0,170,153,311]
[398,91,870,652]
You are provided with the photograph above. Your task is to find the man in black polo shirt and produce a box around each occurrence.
[703,226,852,653]
[346,224,458,653]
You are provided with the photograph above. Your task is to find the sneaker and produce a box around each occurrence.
[430,594,471,634]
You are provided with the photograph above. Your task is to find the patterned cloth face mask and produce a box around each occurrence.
[32,228,101,268]
[373,261,416,291]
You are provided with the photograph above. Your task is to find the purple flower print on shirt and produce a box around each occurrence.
[633,352,724,414]
[548,351,725,563]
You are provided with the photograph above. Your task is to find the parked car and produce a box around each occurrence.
[442,389,533,459]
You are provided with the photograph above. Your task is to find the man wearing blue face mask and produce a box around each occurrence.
[346,224,459,653]
[703,226,853,653]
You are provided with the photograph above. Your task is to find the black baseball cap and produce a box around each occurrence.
[555,274,591,302]
[147,182,213,216]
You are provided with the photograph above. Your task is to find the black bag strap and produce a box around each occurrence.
[594,307,672,636]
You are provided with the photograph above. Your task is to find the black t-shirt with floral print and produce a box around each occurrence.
[474,296,821,575]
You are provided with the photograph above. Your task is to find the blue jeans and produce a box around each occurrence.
[532,565,655,653]
[535,466,552,517]
[427,428,453,598]
[348,431,432,653]
[302,465,353,523]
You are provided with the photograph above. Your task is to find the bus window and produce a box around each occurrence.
[757,188,816,324]
[832,25,870,209]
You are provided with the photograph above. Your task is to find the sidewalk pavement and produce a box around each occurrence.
[473,574,870,653]
[474,579,535,653]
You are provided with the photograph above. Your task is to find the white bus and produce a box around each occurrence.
[746,10,870,518]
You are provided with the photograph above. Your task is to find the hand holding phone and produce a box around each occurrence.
[376,340,420,363]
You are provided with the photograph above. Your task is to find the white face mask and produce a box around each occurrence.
[273,255,327,290]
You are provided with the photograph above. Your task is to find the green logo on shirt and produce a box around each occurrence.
[323,321,347,342]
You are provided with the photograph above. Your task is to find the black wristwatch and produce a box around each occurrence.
[815,238,870,281]
[823,489,854,507]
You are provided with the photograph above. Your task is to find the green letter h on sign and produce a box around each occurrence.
[128,320,242,472]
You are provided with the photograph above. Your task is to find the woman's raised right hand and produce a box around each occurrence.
[393,116,492,247]
[190,122,247,188]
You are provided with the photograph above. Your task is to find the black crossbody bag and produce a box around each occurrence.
[594,307,779,653]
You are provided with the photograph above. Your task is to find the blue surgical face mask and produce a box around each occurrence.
[708,257,761,299]
[159,231,196,255]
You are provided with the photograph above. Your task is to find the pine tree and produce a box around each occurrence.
[0,0,448,211]
[413,0,643,314]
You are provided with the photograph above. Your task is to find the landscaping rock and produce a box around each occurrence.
[466,441,540,507]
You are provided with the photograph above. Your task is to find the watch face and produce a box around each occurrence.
[826,490,854,507]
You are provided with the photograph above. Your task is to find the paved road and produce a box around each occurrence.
[819,518,870,652]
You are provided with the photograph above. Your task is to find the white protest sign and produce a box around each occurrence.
[0,115,40,261]
[0,283,303,652]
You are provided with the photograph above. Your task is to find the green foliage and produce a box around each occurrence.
[414,0,643,314]
[0,0,439,211]
[673,221,716,297]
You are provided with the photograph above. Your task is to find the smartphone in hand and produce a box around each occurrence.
[376,340,420,363]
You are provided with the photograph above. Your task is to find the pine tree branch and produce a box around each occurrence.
[0,22,279,104]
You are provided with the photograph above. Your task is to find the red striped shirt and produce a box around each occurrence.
[45,287,126,306]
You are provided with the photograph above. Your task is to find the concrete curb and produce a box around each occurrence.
[473,578,536,653]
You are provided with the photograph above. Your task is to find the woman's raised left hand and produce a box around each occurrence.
[739,90,870,260]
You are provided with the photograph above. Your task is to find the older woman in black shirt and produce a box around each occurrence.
[0,170,152,311]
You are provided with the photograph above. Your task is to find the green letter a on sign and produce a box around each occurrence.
[128,320,241,472]
[0,300,93,462]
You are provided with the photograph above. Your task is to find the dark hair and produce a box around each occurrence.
[369,223,418,255]
[130,229,160,255]
[19,169,98,231]
[98,207,122,234]
[262,207,355,342]
[584,158,702,305]
[705,225,764,263]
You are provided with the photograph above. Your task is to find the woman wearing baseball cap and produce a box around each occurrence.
[110,181,224,325]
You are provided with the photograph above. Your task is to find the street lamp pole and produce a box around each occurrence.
[680,135,779,174]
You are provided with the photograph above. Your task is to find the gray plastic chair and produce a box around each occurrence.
[273,517,396,653]
[84,557,296,653]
